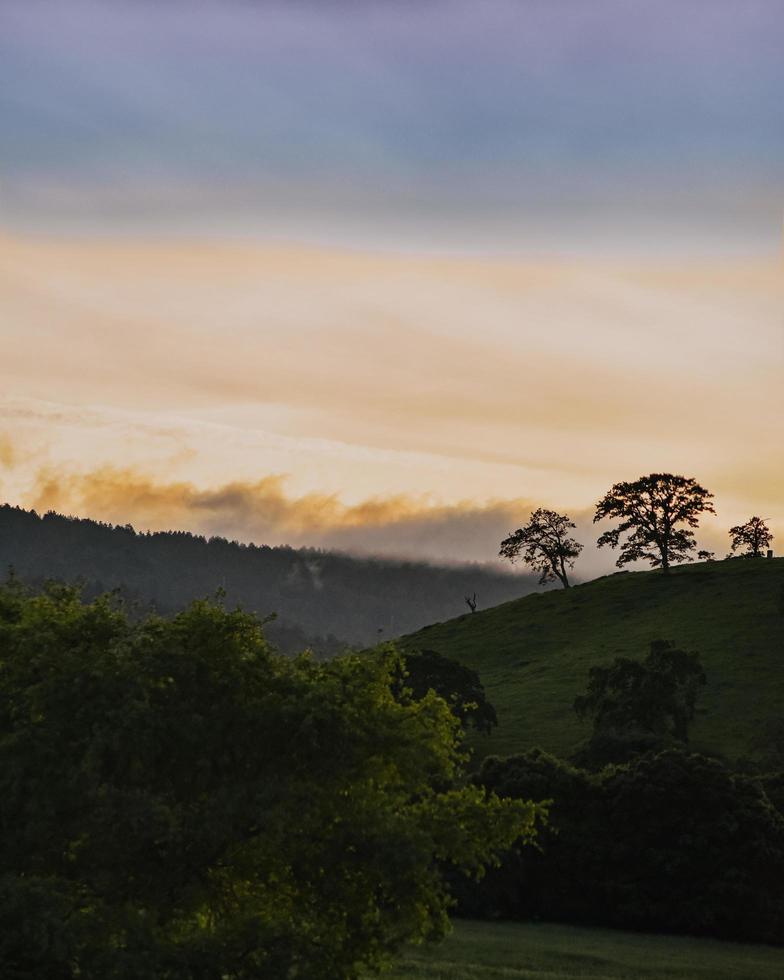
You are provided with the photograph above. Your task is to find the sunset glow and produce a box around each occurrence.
[1,0,782,572]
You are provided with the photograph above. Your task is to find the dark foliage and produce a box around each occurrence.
[749,716,784,771]
[728,516,773,558]
[0,581,537,979]
[594,473,715,571]
[0,504,534,653]
[394,649,498,735]
[462,748,784,945]
[499,508,582,588]
[758,771,784,816]
[573,640,706,766]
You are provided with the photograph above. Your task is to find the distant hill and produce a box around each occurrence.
[402,558,784,765]
[0,503,535,652]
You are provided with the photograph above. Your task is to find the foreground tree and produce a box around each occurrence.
[499,508,583,588]
[0,581,539,980]
[594,473,715,571]
[728,515,773,558]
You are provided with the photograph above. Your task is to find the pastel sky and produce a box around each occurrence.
[1,1,782,572]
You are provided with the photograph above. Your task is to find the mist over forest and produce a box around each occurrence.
[0,503,536,652]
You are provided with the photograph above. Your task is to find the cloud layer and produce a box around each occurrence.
[0,450,741,579]
[2,0,782,251]
[27,463,539,565]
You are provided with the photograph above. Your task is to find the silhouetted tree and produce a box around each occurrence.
[594,473,715,571]
[728,516,773,558]
[499,508,583,589]
[464,592,477,613]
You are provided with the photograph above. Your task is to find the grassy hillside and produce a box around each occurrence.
[385,919,784,979]
[402,558,784,763]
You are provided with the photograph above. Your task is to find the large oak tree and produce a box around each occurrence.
[593,473,714,571]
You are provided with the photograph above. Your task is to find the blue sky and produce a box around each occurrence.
[2,0,782,251]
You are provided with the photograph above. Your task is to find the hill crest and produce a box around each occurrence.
[402,557,784,763]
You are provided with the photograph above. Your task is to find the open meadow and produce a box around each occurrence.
[385,920,783,980]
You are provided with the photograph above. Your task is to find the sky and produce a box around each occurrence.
[0,0,782,574]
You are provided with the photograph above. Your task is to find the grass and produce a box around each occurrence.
[402,557,784,763]
[383,919,784,979]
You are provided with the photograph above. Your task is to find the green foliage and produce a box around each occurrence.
[499,508,582,589]
[594,473,715,571]
[467,748,784,944]
[0,582,539,979]
[573,639,705,765]
[393,649,498,735]
[402,557,784,764]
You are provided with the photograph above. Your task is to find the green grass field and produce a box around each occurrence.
[402,558,784,763]
[384,919,783,979]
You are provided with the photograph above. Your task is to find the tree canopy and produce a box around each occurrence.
[728,515,773,558]
[394,648,498,735]
[469,748,784,945]
[594,473,715,571]
[0,581,539,979]
[499,508,583,588]
[573,639,706,765]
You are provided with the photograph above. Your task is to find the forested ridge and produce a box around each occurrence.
[0,503,534,652]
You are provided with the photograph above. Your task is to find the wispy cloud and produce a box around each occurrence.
[2,0,782,250]
[0,237,781,557]
[0,434,16,469]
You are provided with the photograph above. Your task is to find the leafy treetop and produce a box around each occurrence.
[594,472,715,571]
[0,579,540,980]
[728,516,773,558]
[499,508,583,589]
[394,648,498,735]
[574,639,706,746]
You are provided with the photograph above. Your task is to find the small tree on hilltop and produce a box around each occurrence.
[594,473,715,572]
[728,516,773,558]
[499,508,583,589]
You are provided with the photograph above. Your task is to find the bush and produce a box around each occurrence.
[466,748,784,944]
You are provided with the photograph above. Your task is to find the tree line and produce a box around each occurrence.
[0,503,535,653]
[458,746,784,945]
[420,631,784,946]
[500,472,775,588]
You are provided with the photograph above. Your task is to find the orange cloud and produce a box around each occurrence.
[19,461,763,574]
[28,464,549,565]
[0,434,15,468]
